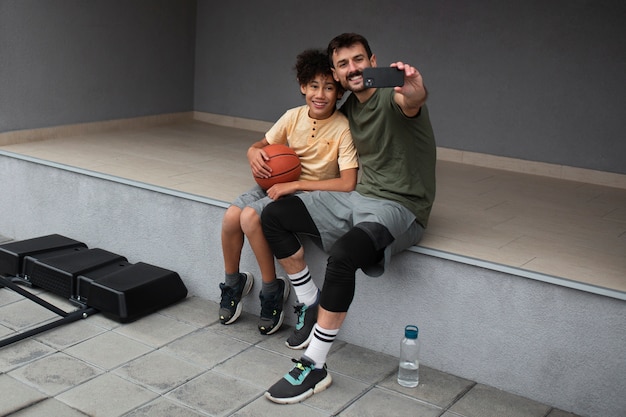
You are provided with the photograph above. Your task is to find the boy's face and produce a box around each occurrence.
[300,73,341,120]
[331,43,377,93]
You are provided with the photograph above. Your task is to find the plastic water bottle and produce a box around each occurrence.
[397,325,420,387]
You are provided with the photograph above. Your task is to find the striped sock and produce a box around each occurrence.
[288,266,319,306]
[304,324,338,369]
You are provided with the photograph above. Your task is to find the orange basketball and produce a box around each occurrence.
[254,144,302,190]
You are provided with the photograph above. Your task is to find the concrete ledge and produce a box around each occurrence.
[437,147,626,190]
[0,112,194,146]
[0,153,624,417]
[3,111,625,189]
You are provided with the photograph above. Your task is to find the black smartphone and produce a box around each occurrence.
[362,67,404,88]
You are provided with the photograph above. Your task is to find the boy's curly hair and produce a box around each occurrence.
[295,48,345,95]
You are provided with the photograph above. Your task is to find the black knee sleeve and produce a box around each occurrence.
[320,227,384,312]
[261,195,320,259]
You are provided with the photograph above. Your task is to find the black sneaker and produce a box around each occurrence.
[264,356,332,404]
[219,272,253,325]
[285,292,319,349]
[258,276,290,335]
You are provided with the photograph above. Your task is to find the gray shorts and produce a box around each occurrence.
[231,185,273,215]
[232,186,308,216]
[296,191,424,277]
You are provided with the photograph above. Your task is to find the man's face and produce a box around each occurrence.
[331,43,376,93]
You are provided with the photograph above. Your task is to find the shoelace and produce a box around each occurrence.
[293,304,306,330]
[286,358,313,382]
[260,297,280,317]
[219,284,238,308]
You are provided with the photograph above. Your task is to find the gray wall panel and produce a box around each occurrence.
[195,0,626,174]
[0,0,196,132]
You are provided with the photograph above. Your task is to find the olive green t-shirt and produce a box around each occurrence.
[340,88,436,228]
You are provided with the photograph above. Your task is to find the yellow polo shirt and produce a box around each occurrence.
[265,105,358,181]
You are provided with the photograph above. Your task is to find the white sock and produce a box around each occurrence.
[288,266,319,306]
[304,324,338,369]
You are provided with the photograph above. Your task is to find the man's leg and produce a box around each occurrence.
[265,226,385,404]
[262,196,323,348]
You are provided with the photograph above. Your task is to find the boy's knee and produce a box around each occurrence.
[222,205,243,232]
[240,207,260,234]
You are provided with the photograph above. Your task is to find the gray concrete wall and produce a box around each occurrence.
[1,1,623,173]
[0,0,196,132]
[195,0,626,174]
[1,154,624,417]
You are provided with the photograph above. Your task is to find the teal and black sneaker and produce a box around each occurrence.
[264,356,332,404]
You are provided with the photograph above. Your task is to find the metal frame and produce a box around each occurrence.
[0,275,98,348]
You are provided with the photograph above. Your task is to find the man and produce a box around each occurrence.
[262,33,436,404]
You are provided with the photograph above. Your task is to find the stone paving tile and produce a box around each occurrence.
[233,395,330,417]
[159,295,219,328]
[0,338,56,372]
[0,286,22,306]
[114,349,205,394]
[8,352,101,395]
[86,311,125,331]
[63,331,153,370]
[124,397,205,417]
[166,370,262,417]
[378,364,475,409]
[212,345,294,388]
[34,318,107,350]
[162,327,250,368]
[208,311,269,345]
[546,409,582,417]
[326,342,398,384]
[338,387,442,417]
[254,324,305,357]
[0,297,58,330]
[303,372,370,415]
[56,373,159,417]
[10,398,91,416]
[448,383,552,417]
[113,312,198,348]
[0,373,48,415]
[0,322,13,338]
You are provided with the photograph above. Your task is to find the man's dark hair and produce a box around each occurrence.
[327,33,373,67]
[295,48,344,94]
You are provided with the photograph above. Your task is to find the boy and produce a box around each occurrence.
[218,49,358,336]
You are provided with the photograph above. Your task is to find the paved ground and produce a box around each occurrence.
[0,230,580,417]
[0,289,581,417]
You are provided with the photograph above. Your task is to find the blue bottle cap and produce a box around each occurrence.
[405,325,419,339]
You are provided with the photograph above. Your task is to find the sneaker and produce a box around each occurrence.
[218,272,253,325]
[285,292,318,349]
[258,276,290,335]
[264,356,332,404]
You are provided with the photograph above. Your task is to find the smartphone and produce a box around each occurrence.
[362,67,404,88]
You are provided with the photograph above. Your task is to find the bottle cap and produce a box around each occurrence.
[404,325,419,339]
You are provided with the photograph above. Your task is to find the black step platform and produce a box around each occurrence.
[0,234,188,326]
[86,262,188,323]
[0,234,87,277]
[27,248,128,299]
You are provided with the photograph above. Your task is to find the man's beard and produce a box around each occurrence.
[344,70,368,93]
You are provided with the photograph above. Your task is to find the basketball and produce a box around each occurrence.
[254,144,302,190]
